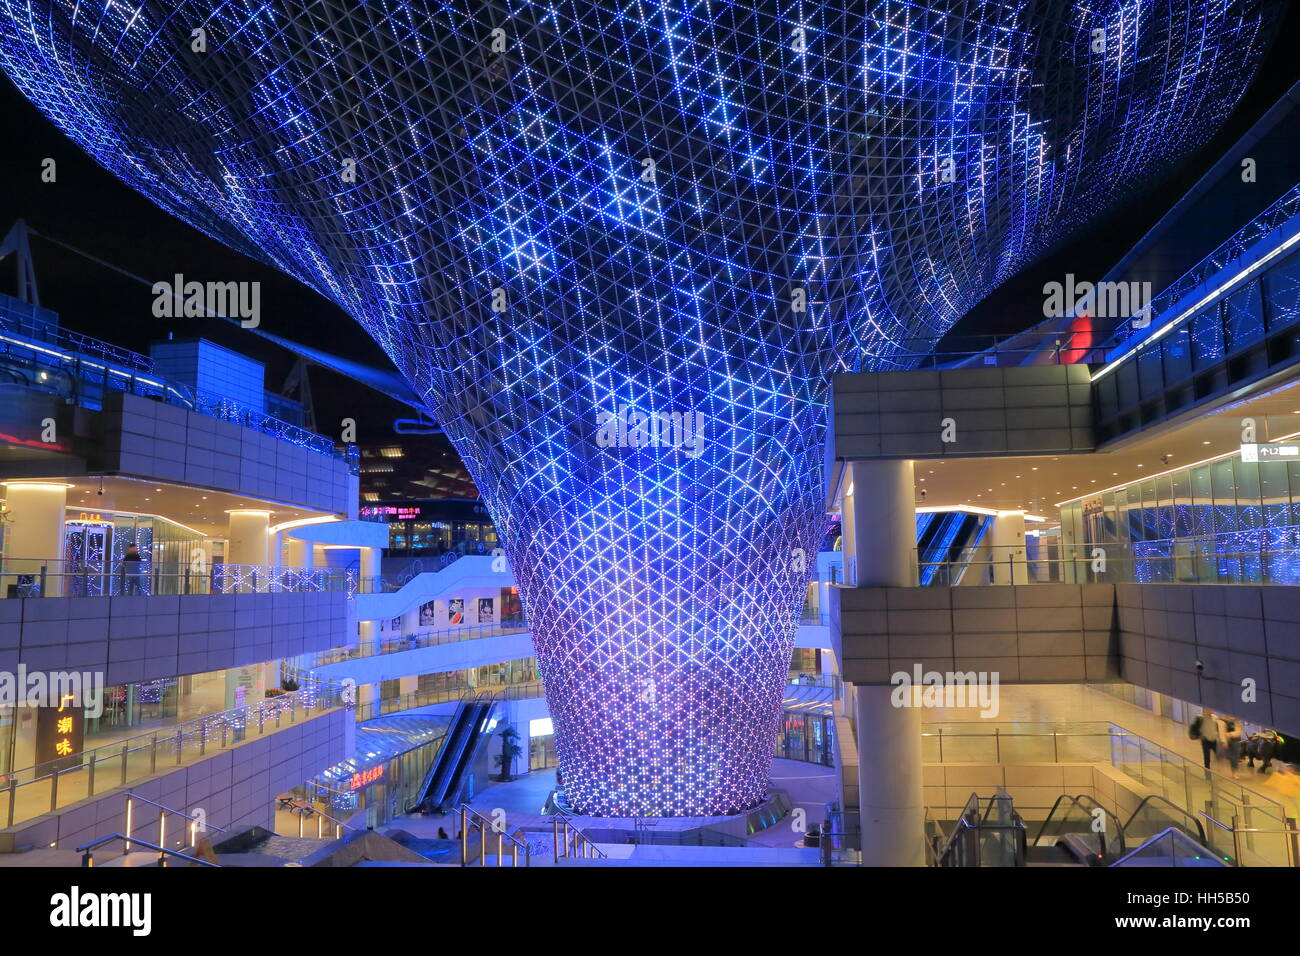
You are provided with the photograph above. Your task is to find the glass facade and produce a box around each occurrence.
[1060,450,1300,583]
[1095,242,1300,434]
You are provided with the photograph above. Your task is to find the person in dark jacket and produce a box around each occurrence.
[121,544,144,595]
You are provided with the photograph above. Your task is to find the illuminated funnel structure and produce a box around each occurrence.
[0,1,1277,816]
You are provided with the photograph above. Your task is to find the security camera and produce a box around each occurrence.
[1194,660,1205,673]
[919,488,928,500]
[1161,454,1172,465]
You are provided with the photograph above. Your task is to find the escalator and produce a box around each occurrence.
[930,790,1224,867]
[409,697,500,814]
[1029,793,1223,867]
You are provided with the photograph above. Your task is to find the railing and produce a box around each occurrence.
[0,681,346,831]
[0,558,358,598]
[302,618,529,668]
[281,798,360,840]
[77,833,220,868]
[350,551,461,591]
[855,329,1103,371]
[123,791,228,857]
[0,302,353,467]
[916,534,1300,587]
[457,804,532,866]
[1199,808,1300,867]
[551,812,608,862]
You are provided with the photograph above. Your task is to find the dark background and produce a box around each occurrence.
[0,6,1297,448]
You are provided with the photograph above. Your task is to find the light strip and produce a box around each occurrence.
[1055,427,1300,507]
[1092,227,1300,383]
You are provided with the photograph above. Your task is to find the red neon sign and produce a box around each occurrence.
[348,765,384,790]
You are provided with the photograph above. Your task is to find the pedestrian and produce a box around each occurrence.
[1191,708,1220,769]
[121,543,145,595]
[1221,715,1243,776]
[437,826,449,839]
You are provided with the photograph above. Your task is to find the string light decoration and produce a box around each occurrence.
[0,0,1280,816]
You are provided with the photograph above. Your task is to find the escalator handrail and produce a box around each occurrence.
[428,703,482,808]
[1033,794,1126,858]
[1125,793,1209,846]
[440,701,494,809]
[415,701,474,809]
[1109,826,1223,867]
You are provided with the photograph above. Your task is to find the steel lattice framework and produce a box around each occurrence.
[0,0,1279,816]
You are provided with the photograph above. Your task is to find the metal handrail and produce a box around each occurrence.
[456,804,532,867]
[1126,793,1208,845]
[551,809,609,862]
[1032,793,1125,861]
[1199,807,1300,867]
[283,799,360,839]
[76,833,220,867]
[2,680,344,830]
[123,791,227,855]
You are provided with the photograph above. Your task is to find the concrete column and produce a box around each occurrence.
[284,535,309,570]
[856,683,925,866]
[844,460,915,587]
[360,545,382,593]
[226,510,271,566]
[991,511,1028,585]
[3,481,70,596]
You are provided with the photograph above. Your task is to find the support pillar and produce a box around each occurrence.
[226,510,271,593]
[360,545,382,593]
[990,510,1028,585]
[843,460,915,587]
[856,683,925,866]
[284,535,309,570]
[2,481,69,596]
[841,460,923,865]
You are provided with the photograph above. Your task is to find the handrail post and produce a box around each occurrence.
[150,734,158,772]
[460,808,469,865]
[120,744,128,785]
[174,729,183,765]
[50,765,59,812]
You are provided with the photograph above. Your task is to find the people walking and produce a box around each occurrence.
[1221,715,1243,777]
[121,543,144,595]
[1191,708,1220,769]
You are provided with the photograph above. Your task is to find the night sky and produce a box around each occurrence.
[0,8,1297,452]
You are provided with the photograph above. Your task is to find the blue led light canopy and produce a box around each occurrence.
[0,0,1280,815]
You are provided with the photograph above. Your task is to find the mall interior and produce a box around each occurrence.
[0,2,1298,871]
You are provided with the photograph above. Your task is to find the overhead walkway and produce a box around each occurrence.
[353,555,516,622]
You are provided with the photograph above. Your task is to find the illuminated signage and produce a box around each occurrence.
[35,693,84,769]
[348,765,384,790]
[1240,443,1300,463]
